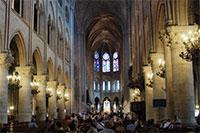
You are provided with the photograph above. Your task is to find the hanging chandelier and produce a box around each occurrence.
[7,71,21,89]
[46,88,52,98]
[156,59,165,78]
[146,73,153,88]
[30,80,40,95]
[180,28,200,61]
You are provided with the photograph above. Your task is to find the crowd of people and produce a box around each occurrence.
[46,112,196,133]
[0,111,199,132]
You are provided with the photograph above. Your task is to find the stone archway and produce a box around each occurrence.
[9,32,27,66]
[7,32,28,122]
[113,96,119,112]
[94,97,100,112]
[57,65,62,84]
[47,58,54,81]
[33,48,43,75]
[32,48,44,119]
[103,97,111,113]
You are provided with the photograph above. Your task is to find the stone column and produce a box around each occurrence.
[143,66,154,121]
[150,53,166,121]
[34,75,46,121]
[0,53,10,123]
[159,31,174,119]
[65,88,71,114]
[47,81,57,120]
[16,66,32,122]
[57,85,65,119]
[167,26,196,126]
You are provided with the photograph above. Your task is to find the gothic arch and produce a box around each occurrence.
[47,58,54,81]
[48,1,56,25]
[64,71,70,87]
[9,32,27,66]
[57,65,62,84]
[155,3,166,53]
[58,16,64,35]
[33,48,43,75]
[0,30,2,51]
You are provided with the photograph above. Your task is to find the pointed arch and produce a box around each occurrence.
[9,31,27,66]
[0,30,2,51]
[64,71,70,87]
[48,1,56,24]
[57,65,62,84]
[155,2,166,53]
[33,48,43,75]
[47,58,54,81]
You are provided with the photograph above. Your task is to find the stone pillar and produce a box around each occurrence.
[167,26,196,125]
[150,53,166,121]
[143,66,154,121]
[47,81,57,120]
[16,66,32,122]
[34,75,46,121]
[65,88,71,114]
[57,85,65,119]
[159,31,174,119]
[0,53,10,123]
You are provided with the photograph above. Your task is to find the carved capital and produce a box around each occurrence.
[47,81,58,89]
[159,29,176,47]
[0,53,14,68]
[165,25,198,48]
[15,66,32,76]
[34,75,47,86]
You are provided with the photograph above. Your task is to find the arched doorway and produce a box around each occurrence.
[103,97,111,113]
[113,97,119,113]
[94,97,100,112]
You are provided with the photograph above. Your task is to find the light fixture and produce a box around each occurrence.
[156,59,165,78]
[7,71,21,89]
[64,93,69,102]
[46,88,52,98]
[146,73,153,88]
[9,106,14,110]
[30,79,40,95]
[131,88,141,102]
[180,28,200,61]
[56,90,62,100]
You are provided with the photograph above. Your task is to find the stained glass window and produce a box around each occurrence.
[102,52,110,72]
[113,52,119,72]
[94,51,100,72]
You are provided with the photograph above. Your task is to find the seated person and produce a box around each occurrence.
[28,118,38,128]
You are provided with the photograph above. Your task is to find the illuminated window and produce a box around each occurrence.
[93,81,100,91]
[116,80,120,91]
[112,80,120,92]
[108,81,110,91]
[102,52,110,72]
[113,52,119,72]
[103,81,105,91]
[94,51,100,72]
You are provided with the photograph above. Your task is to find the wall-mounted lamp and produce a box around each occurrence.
[30,80,40,95]
[56,90,62,100]
[156,59,166,78]
[7,71,21,89]
[46,88,52,98]
[64,93,69,102]
[146,73,153,88]
[180,29,200,61]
